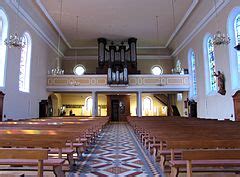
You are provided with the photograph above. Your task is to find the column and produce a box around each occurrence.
[92,92,98,117]
[137,91,142,117]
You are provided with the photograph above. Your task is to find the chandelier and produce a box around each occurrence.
[5,0,25,49]
[50,0,64,75]
[212,0,230,46]
[5,33,25,48]
[50,64,64,75]
[212,31,230,46]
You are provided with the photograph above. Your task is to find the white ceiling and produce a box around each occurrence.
[39,0,194,48]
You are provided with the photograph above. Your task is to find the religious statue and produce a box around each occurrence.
[172,60,184,74]
[214,71,226,95]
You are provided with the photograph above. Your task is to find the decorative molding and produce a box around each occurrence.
[47,85,190,93]
[63,55,172,60]
[47,74,190,92]
[71,46,168,50]
[35,0,71,49]
[165,0,199,47]
[36,0,198,50]
[171,0,232,57]
[4,0,64,56]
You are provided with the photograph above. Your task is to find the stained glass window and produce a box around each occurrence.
[190,50,197,96]
[234,14,240,72]
[19,32,32,92]
[0,10,8,87]
[207,36,217,92]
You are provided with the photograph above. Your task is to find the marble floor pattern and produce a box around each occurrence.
[69,122,163,177]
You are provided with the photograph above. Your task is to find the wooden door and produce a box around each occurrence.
[111,100,119,121]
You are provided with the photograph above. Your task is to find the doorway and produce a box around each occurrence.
[111,100,119,121]
[107,95,130,121]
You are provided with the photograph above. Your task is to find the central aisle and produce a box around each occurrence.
[70,123,163,177]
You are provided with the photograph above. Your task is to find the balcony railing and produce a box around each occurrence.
[47,74,190,92]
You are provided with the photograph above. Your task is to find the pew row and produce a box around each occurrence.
[127,116,240,177]
[0,116,109,176]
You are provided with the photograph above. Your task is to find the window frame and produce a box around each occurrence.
[151,65,163,75]
[227,7,240,91]
[0,8,8,88]
[203,34,217,96]
[142,96,153,115]
[85,96,93,113]
[73,64,86,76]
[188,48,197,99]
[19,32,32,93]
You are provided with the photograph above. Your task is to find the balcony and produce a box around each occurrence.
[47,74,190,92]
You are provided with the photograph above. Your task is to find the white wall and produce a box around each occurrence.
[0,2,59,120]
[171,0,240,120]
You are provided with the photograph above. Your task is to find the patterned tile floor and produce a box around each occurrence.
[69,122,163,177]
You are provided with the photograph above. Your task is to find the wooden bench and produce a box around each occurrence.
[0,148,65,177]
[169,149,240,177]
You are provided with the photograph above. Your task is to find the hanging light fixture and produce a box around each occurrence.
[170,0,183,74]
[212,0,230,46]
[5,0,25,49]
[51,0,64,75]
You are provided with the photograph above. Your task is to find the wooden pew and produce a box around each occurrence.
[127,116,240,176]
[0,148,65,177]
[182,149,240,177]
[0,116,109,175]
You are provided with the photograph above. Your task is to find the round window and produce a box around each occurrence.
[151,65,163,75]
[73,65,85,75]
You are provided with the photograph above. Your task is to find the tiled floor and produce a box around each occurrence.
[69,122,163,177]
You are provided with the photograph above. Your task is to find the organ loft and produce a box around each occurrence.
[96,38,140,85]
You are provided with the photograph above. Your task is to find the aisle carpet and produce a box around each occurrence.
[69,123,163,177]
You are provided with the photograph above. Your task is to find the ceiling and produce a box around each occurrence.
[39,0,194,48]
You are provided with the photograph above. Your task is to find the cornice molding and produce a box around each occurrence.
[4,0,64,56]
[63,55,172,60]
[165,0,199,47]
[36,0,198,50]
[171,0,232,57]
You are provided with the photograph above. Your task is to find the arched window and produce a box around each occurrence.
[143,96,153,115]
[204,34,217,94]
[0,8,8,87]
[188,49,197,97]
[19,32,32,92]
[227,7,240,90]
[85,96,92,113]
[235,14,240,71]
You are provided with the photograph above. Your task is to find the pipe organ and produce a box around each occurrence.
[96,38,140,85]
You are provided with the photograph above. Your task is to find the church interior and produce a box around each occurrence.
[0,0,240,176]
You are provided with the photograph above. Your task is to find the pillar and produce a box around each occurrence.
[92,92,98,117]
[137,91,142,117]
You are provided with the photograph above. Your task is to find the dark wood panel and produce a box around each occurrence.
[233,91,240,121]
[0,91,5,122]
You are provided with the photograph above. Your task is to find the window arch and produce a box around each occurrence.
[0,8,8,87]
[228,7,240,90]
[234,14,240,71]
[188,49,197,98]
[143,96,153,116]
[19,32,32,92]
[85,96,92,113]
[203,34,217,95]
